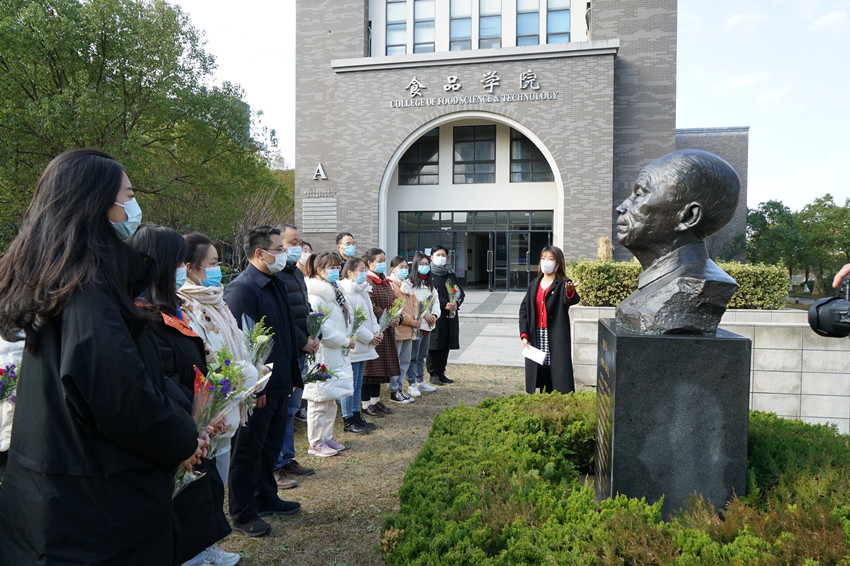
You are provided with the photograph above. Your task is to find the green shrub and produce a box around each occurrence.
[567,260,789,309]
[384,394,850,565]
[719,262,789,310]
[567,260,641,307]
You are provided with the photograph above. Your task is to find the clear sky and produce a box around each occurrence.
[171,0,849,212]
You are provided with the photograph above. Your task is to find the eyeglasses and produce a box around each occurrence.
[261,248,286,254]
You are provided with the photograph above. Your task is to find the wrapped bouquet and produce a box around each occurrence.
[0,362,18,404]
[445,282,461,318]
[302,362,340,385]
[306,304,331,363]
[343,306,369,356]
[412,294,436,340]
[241,314,275,369]
[377,297,405,334]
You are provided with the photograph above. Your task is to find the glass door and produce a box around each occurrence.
[509,231,531,290]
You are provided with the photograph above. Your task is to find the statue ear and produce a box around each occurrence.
[675,202,702,232]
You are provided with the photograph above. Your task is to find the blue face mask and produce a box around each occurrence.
[374,262,387,274]
[356,271,368,284]
[396,268,409,280]
[175,266,187,289]
[201,266,222,287]
[418,265,431,275]
[286,245,302,264]
[344,244,356,257]
[112,198,143,240]
[326,268,340,283]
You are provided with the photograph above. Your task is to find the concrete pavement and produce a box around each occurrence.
[449,291,524,367]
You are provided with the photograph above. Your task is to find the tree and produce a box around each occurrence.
[796,195,850,298]
[0,0,290,249]
[746,200,804,277]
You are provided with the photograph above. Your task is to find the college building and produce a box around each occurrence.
[295,0,748,291]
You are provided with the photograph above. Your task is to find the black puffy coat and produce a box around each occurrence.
[276,263,310,352]
[0,287,198,566]
[518,277,581,394]
[147,311,231,565]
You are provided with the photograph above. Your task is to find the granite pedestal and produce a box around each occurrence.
[594,318,751,518]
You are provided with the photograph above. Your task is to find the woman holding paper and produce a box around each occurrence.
[519,246,580,394]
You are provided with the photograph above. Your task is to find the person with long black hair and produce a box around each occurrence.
[130,224,237,566]
[405,251,440,396]
[518,245,581,394]
[0,149,203,565]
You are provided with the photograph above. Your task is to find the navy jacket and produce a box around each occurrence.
[224,263,302,395]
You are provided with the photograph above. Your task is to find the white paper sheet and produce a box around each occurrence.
[522,345,547,365]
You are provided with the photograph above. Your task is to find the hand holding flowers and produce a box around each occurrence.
[377,297,405,334]
[306,304,331,363]
[343,306,369,356]
[412,294,436,339]
[445,282,461,318]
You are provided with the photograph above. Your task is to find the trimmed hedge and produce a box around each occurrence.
[566,260,789,310]
[383,393,850,565]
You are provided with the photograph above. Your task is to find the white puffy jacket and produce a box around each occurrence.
[303,278,354,402]
[337,279,380,363]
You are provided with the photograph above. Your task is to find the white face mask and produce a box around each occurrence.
[432,255,447,267]
[263,250,287,274]
[540,260,557,274]
[300,251,312,264]
[112,198,143,239]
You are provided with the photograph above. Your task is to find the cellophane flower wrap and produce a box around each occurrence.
[377,297,405,334]
[0,362,18,404]
[343,306,369,356]
[302,362,340,385]
[173,346,247,498]
[412,294,436,340]
[445,281,461,318]
[241,314,275,369]
[306,304,331,363]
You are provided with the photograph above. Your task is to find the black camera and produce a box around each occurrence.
[809,276,850,338]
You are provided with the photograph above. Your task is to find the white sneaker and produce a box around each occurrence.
[203,546,240,566]
[418,381,436,392]
[407,383,421,397]
[308,441,338,457]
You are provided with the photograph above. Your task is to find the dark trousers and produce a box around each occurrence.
[228,392,289,524]
[426,348,450,378]
[535,365,554,393]
[362,383,380,400]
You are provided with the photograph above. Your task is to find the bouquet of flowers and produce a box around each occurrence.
[0,362,18,404]
[306,304,331,363]
[302,361,340,385]
[343,306,369,356]
[412,294,436,340]
[241,314,275,369]
[445,282,461,318]
[173,346,247,498]
[377,297,405,334]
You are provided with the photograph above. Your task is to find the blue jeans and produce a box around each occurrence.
[275,356,306,469]
[390,339,413,393]
[406,331,431,384]
[340,360,365,418]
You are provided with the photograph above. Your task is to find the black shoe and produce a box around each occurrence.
[258,498,301,517]
[354,412,377,430]
[429,375,445,386]
[294,407,308,422]
[233,517,272,537]
[343,416,370,435]
[439,374,454,384]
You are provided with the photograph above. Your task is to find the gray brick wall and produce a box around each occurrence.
[676,127,750,261]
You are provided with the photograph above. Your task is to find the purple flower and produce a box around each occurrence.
[218,378,232,398]
[224,359,231,367]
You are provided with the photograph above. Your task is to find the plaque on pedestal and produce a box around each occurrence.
[595,318,751,518]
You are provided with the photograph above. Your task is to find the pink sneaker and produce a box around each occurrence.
[324,438,345,451]
[308,441,338,457]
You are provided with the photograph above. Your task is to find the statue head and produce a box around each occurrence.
[616,149,740,267]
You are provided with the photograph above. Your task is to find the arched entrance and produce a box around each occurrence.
[378,111,564,291]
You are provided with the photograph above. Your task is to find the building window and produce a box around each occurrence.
[413,0,435,53]
[479,0,501,49]
[450,0,472,51]
[454,125,496,184]
[510,129,554,182]
[399,128,439,185]
[386,0,407,55]
[547,0,570,44]
[516,0,539,45]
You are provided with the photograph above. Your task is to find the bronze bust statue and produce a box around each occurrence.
[615,149,741,334]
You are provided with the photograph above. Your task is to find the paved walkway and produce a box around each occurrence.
[449,291,524,367]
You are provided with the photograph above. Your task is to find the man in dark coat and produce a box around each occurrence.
[426,245,465,385]
[224,225,302,537]
[0,256,200,566]
[273,224,318,486]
